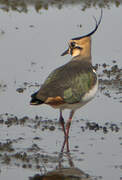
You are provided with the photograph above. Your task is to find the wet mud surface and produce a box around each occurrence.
[0,60,122,179]
[0,111,122,180]
[0,0,121,13]
[0,22,122,179]
[97,62,122,102]
[0,2,122,180]
[0,67,122,180]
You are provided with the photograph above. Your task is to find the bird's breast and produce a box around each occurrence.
[82,77,98,103]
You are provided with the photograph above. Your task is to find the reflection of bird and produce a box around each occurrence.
[30,152,92,180]
[30,10,103,152]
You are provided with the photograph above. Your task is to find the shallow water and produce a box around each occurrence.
[0,1,122,180]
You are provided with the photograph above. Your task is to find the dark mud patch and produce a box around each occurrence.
[0,113,122,168]
[0,113,122,180]
[94,62,122,102]
[16,82,40,94]
[1,152,60,172]
[81,121,120,134]
[0,113,29,127]
[0,113,122,133]
[0,113,56,130]
[0,0,121,13]
[0,141,14,152]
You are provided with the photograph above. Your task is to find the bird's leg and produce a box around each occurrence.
[65,110,75,152]
[66,110,75,137]
[59,109,66,137]
[59,110,67,152]
[60,110,75,152]
[61,139,66,152]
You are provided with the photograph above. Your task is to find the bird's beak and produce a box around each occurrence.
[61,48,69,56]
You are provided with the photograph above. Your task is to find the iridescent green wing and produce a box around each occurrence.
[63,70,96,104]
[38,60,96,103]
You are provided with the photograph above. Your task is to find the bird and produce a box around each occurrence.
[30,10,103,152]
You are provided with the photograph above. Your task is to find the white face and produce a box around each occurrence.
[69,41,83,57]
[70,47,81,57]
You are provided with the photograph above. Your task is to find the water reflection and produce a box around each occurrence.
[30,152,91,180]
[0,0,121,13]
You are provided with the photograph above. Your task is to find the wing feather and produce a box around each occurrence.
[36,60,97,104]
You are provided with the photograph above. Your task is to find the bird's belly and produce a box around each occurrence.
[82,78,98,103]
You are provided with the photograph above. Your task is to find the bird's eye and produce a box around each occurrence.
[70,42,75,47]
[77,46,83,50]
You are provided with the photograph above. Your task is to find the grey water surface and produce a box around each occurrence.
[0,1,122,180]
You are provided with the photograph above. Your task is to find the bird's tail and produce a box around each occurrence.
[30,92,44,105]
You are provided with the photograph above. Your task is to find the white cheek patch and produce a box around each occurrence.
[72,49,81,57]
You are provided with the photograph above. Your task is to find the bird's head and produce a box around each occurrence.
[61,9,103,58]
[61,37,91,58]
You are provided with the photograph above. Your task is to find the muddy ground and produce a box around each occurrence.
[0,62,122,180]
[0,1,122,180]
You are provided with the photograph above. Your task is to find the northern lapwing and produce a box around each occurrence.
[30,10,103,152]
